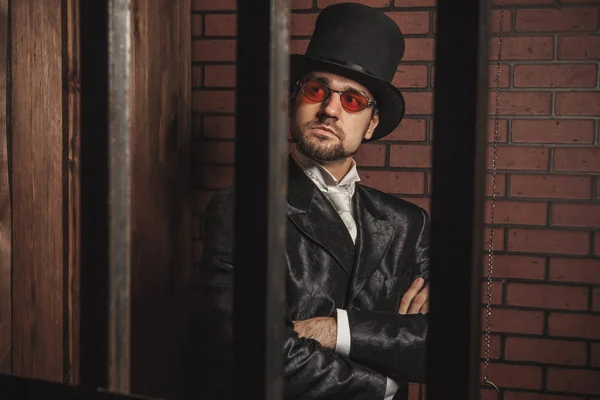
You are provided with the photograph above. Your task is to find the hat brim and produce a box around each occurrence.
[290,54,405,142]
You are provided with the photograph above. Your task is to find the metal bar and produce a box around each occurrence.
[233,0,289,399]
[427,0,491,399]
[107,0,131,393]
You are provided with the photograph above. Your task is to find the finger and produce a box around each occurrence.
[407,284,429,314]
[419,300,429,314]
[398,278,425,314]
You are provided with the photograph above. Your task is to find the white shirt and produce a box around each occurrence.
[291,149,399,400]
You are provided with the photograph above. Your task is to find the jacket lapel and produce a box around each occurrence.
[349,184,394,301]
[287,154,355,276]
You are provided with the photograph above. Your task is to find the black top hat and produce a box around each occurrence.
[290,3,406,142]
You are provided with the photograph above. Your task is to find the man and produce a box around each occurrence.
[192,3,430,399]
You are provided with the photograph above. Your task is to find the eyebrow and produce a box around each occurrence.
[307,75,369,96]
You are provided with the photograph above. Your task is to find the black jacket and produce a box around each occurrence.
[190,155,430,399]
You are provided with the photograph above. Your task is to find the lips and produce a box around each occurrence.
[312,125,337,137]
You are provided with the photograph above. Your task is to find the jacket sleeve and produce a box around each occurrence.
[345,208,430,384]
[191,188,392,400]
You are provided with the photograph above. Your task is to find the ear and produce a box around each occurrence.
[363,111,379,141]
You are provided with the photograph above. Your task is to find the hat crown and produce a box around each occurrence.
[305,3,405,82]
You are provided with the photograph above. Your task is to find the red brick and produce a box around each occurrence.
[205,14,236,36]
[486,173,507,196]
[318,0,391,8]
[403,92,433,115]
[354,144,386,167]
[504,393,584,400]
[516,8,599,32]
[489,146,549,170]
[491,9,513,33]
[407,383,420,400]
[483,308,544,334]
[192,15,203,36]
[547,368,600,395]
[487,118,508,143]
[480,334,501,359]
[552,203,600,228]
[203,116,235,139]
[393,65,428,89]
[559,35,600,60]
[395,0,435,5]
[596,232,600,256]
[489,63,510,88]
[389,144,431,168]
[193,40,236,62]
[192,0,235,10]
[490,36,554,61]
[489,92,552,116]
[403,38,435,61]
[359,171,425,195]
[514,64,597,88]
[291,13,318,36]
[193,141,235,164]
[548,313,600,339]
[554,148,600,172]
[194,190,217,214]
[193,90,235,113]
[479,363,542,389]
[386,12,430,35]
[192,66,203,88]
[384,119,427,141]
[485,200,548,225]
[592,342,600,367]
[594,287,600,310]
[597,177,600,200]
[204,65,236,88]
[507,282,588,310]
[481,281,503,305]
[505,337,587,365]
[292,0,314,9]
[290,39,309,54]
[482,254,546,280]
[557,92,600,116]
[200,166,234,189]
[508,228,590,255]
[483,228,505,252]
[510,175,592,200]
[511,120,595,144]
[549,257,600,284]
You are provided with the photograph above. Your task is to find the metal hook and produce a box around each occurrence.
[481,379,500,400]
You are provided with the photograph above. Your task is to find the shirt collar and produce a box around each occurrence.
[292,148,361,191]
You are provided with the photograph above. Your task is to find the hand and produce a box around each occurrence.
[293,317,337,350]
[398,277,429,315]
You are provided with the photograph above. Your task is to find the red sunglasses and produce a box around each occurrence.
[296,79,376,113]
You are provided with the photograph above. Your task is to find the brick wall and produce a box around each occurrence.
[191,0,600,398]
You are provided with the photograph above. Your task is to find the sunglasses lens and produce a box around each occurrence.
[341,91,369,112]
[302,80,328,102]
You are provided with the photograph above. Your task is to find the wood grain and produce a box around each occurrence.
[0,0,11,375]
[129,0,191,397]
[10,0,64,381]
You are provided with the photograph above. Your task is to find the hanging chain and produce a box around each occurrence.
[482,0,504,392]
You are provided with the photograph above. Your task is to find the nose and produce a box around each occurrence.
[318,91,343,119]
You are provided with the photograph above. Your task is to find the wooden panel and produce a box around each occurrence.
[10,0,65,381]
[0,0,11,375]
[65,0,81,384]
[129,0,191,397]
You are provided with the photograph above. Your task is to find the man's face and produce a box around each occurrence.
[290,71,379,162]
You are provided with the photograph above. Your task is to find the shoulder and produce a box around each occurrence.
[356,183,429,226]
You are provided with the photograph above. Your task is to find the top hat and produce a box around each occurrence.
[290,3,406,142]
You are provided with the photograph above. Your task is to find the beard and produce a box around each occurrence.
[291,118,356,162]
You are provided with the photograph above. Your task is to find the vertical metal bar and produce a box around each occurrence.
[427,0,491,399]
[234,0,289,399]
[107,0,131,393]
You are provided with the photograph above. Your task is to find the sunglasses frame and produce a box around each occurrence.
[295,78,376,113]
